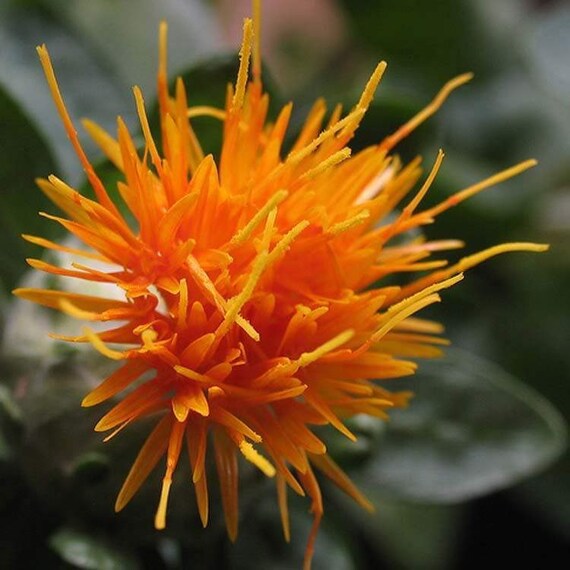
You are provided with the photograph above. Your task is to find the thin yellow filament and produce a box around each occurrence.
[232,19,253,111]
[298,330,355,368]
[239,441,276,477]
[265,220,310,266]
[406,149,445,214]
[380,72,473,151]
[217,208,277,339]
[370,294,442,344]
[366,274,465,346]
[158,23,169,101]
[228,190,288,247]
[426,159,537,218]
[187,254,259,341]
[159,21,168,83]
[356,61,388,112]
[286,109,365,166]
[58,298,99,320]
[397,243,548,302]
[379,150,445,244]
[453,242,549,270]
[187,106,227,121]
[83,327,124,360]
[299,148,352,181]
[328,210,370,236]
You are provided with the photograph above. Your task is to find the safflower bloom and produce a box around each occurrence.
[14,5,546,568]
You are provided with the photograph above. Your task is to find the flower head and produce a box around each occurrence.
[14,3,546,568]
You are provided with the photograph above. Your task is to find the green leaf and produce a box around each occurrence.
[0,84,60,291]
[229,488,355,570]
[43,0,220,95]
[365,501,461,570]
[352,349,567,503]
[340,0,487,83]
[328,490,462,570]
[0,0,220,200]
[49,528,138,570]
[71,452,111,486]
[0,4,134,180]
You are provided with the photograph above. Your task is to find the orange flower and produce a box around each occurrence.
[14,4,546,568]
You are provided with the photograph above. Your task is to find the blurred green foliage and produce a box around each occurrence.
[0,0,568,568]
[0,86,59,291]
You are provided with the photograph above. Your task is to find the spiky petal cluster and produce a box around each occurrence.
[14,13,546,569]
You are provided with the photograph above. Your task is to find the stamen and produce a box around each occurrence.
[299,148,352,182]
[216,208,276,339]
[368,274,465,344]
[426,159,537,218]
[239,440,276,477]
[406,149,445,214]
[397,242,548,302]
[83,327,125,360]
[58,298,98,320]
[159,22,168,85]
[187,106,227,121]
[379,151,445,244]
[157,21,169,125]
[228,190,288,248]
[286,109,365,166]
[298,330,355,368]
[328,209,370,236]
[187,254,259,340]
[380,72,473,151]
[232,19,254,111]
[454,242,549,270]
[265,220,309,265]
[356,61,388,112]
[141,328,158,348]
